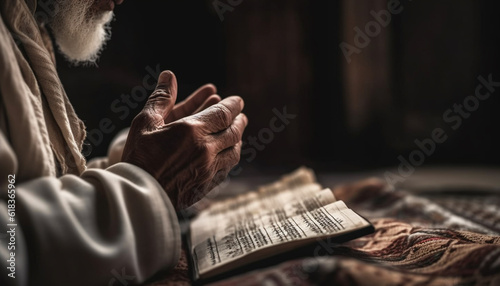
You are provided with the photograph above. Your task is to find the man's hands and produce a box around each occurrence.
[164,83,221,123]
[122,71,248,211]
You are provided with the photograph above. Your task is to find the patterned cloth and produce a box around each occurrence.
[150,179,500,286]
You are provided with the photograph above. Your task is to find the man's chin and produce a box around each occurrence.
[57,40,107,66]
[52,12,113,66]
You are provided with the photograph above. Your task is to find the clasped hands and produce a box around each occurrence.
[122,71,247,211]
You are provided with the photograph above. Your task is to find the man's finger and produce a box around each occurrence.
[167,84,217,122]
[136,70,178,130]
[194,96,244,133]
[210,113,248,152]
[194,94,222,114]
[214,141,243,172]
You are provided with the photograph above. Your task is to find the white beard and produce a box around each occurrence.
[49,0,113,65]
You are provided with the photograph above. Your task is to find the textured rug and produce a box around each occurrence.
[150,177,500,286]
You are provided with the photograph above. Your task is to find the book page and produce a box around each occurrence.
[190,167,333,247]
[203,166,319,217]
[191,199,370,278]
[190,185,335,247]
[188,167,371,279]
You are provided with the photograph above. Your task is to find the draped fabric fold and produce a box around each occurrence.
[0,0,87,177]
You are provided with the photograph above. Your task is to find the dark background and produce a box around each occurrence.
[57,0,500,177]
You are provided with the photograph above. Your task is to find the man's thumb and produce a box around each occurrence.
[139,70,178,130]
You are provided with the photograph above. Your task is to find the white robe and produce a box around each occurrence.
[0,6,181,286]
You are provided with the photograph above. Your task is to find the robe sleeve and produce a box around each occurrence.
[87,128,130,169]
[0,131,181,286]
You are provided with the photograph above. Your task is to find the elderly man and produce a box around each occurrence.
[0,0,247,285]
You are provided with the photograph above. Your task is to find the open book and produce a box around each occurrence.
[185,167,374,282]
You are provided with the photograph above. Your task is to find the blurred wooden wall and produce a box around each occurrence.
[339,0,499,166]
[60,0,500,172]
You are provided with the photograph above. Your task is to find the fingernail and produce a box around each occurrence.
[156,70,173,90]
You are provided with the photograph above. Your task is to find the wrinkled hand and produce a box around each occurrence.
[165,83,221,123]
[122,71,248,211]
[105,83,221,166]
